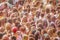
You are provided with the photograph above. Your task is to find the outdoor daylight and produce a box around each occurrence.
[0,0,60,40]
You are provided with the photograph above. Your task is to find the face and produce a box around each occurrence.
[0,12,3,16]
[3,35,9,40]
[1,0,6,2]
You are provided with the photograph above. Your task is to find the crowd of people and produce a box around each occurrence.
[0,0,60,40]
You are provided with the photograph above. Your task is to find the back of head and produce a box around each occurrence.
[28,37,35,40]
[45,37,50,40]
[54,38,58,40]
[11,36,16,40]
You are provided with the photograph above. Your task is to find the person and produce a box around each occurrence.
[0,0,60,40]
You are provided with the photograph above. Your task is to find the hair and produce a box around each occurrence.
[45,37,50,40]
[37,23,43,29]
[18,0,24,5]
[15,22,21,29]
[54,38,58,40]
[37,27,41,32]
[20,27,26,32]
[34,31,40,40]
[46,8,50,13]
[29,34,35,38]
[11,36,16,40]
[52,28,56,33]
[57,31,60,37]
[3,3,8,8]
[0,11,3,16]
[31,30,36,35]
[2,35,9,40]
[0,33,3,39]
[28,37,35,40]
[23,35,28,40]
[13,9,18,12]
[58,24,60,27]
[7,19,12,24]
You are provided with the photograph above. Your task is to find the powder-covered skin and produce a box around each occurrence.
[0,0,60,40]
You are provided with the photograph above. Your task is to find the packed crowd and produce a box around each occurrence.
[0,0,60,40]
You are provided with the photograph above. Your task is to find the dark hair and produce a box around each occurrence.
[0,33,3,39]
[0,11,3,16]
[54,38,58,40]
[4,3,8,8]
[37,23,43,29]
[45,37,50,40]
[29,37,35,40]
[11,36,16,40]
[31,30,36,35]
[13,9,18,12]
[15,22,21,29]
[46,8,50,13]
[35,32,40,40]
[57,31,60,37]
[58,24,60,27]
[19,0,24,5]
[29,34,35,38]
[7,19,12,24]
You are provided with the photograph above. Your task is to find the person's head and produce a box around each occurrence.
[28,37,35,40]
[0,27,5,32]
[37,27,41,33]
[57,31,60,37]
[45,37,50,40]
[37,23,43,29]
[34,31,40,40]
[43,19,48,27]
[19,27,26,33]
[11,36,16,40]
[13,9,18,12]
[57,24,60,30]
[31,30,36,35]
[46,8,50,13]
[23,35,28,40]
[51,16,56,22]
[5,22,11,31]
[50,22,56,28]
[52,0,56,6]
[7,19,12,24]
[36,11,40,18]
[40,13,45,18]
[41,29,47,35]
[0,33,3,39]
[54,38,58,40]
[12,27,18,33]
[22,16,27,23]
[51,8,56,14]
[18,0,24,5]
[34,1,40,7]
[2,35,9,40]
[3,3,8,9]
[29,34,35,38]
[48,28,56,37]
[1,0,6,2]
